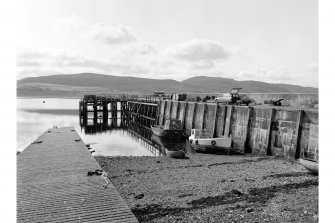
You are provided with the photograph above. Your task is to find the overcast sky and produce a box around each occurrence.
[16,0,318,87]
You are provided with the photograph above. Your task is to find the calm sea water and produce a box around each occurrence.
[17,98,190,156]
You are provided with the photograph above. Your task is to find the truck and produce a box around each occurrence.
[215,88,251,105]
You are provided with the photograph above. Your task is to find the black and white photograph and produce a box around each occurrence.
[3,0,328,222]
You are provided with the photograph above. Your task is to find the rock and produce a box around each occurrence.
[156,160,161,163]
[230,189,243,196]
[245,208,254,213]
[134,194,144,199]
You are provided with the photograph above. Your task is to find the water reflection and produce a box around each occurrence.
[17,98,192,157]
[80,114,192,157]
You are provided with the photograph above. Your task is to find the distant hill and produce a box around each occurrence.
[181,76,318,93]
[17,73,318,97]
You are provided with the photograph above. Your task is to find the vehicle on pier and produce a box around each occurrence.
[151,119,185,139]
[214,88,252,105]
[189,129,232,153]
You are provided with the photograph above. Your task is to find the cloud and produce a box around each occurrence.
[87,24,138,45]
[240,67,294,81]
[307,62,318,73]
[16,47,150,79]
[52,13,84,34]
[166,39,233,62]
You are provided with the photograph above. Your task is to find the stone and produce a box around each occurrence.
[230,189,243,196]
[246,208,254,213]
[134,194,144,199]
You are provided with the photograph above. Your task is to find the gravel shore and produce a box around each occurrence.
[95,152,318,223]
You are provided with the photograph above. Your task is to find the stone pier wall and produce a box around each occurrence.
[158,100,319,161]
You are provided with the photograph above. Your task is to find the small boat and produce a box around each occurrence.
[299,158,318,174]
[151,135,186,158]
[151,119,185,139]
[189,129,232,153]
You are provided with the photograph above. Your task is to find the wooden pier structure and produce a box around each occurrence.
[79,95,160,129]
[17,127,138,223]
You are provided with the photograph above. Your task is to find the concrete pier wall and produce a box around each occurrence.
[164,101,172,125]
[203,104,217,138]
[185,102,196,135]
[158,100,318,161]
[171,101,179,119]
[299,110,318,161]
[247,108,273,155]
[177,102,187,127]
[158,100,166,126]
[214,105,227,138]
[230,107,250,153]
[194,103,205,130]
[270,108,301,159]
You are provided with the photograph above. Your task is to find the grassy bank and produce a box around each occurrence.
[95,153,318,223]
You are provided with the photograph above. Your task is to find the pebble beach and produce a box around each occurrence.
[95,153,318,223]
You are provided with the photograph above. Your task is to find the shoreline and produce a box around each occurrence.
[95,154,318,222]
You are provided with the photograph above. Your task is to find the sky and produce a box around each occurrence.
[16,0,318,87]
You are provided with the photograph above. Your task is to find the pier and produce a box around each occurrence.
[17,127,138,223]
[157,100,318,161]
[79,94,318,161]
[79,95,159,129]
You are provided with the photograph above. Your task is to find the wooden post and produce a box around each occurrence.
[103,103,108,124]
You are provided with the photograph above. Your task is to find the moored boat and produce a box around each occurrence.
[151,119,185,139]
[299,158,318,174]
[189,129,232,153]
[151,134,186,158]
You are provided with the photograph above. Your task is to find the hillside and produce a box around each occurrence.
[17,73,318,97]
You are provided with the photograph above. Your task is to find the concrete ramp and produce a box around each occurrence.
[17,127,138,223]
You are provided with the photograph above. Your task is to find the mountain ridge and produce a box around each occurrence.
[17,73,318,97]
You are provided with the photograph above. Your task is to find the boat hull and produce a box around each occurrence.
[166,150,186,158]
[151,126,185,139]
[189,135,231,146]
[299,158,318,174]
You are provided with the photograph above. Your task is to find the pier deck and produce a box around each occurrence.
[17,127,138,223]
